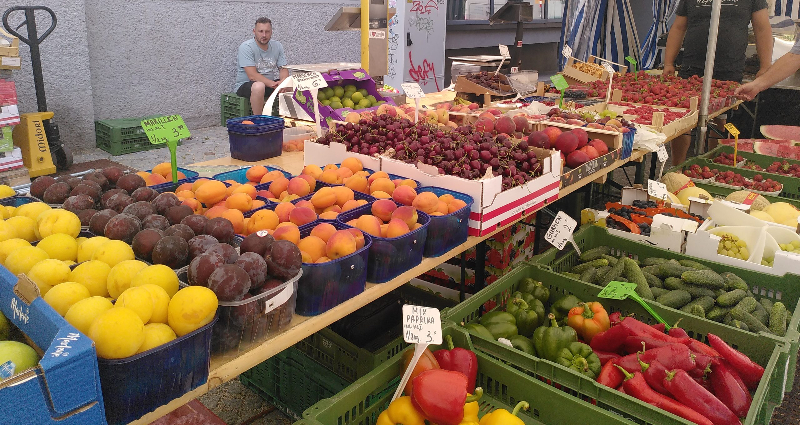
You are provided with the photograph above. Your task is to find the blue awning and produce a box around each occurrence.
[640,0,680,70]
[560,0,641,71]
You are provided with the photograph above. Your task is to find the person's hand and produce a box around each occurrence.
[662,64,676,76]
[734,81,762,101]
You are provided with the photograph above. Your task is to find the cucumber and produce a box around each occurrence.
[714,288,727,298]
[678,259,710,270]
[600,258,627,286]
[716,289,748,307]
[580,246,611,262]
[760,298,774,312]
[601,255,619,267]
[642,257,670,267]
[623,257,654,301]
[571,259,609,274]
[664,277,684,290]
[563,272,581,280]
[579,267,597,283]
[769,302,788,337]
[682,296,715,313]
[681,269,725,289]
[592,266,612,285]
[641,265,661,276]
[651,287,670,298]
[734,296,758,314]
[707,306,732,322]
[731,320,750,332]
[657,261,695,279]
[729,308,770,333]
[683,304,706,318]
[721,272,749,291]
[752,305,770,327]
[684,285,717,299]
[643,271,663,289]
[656,290,692,309]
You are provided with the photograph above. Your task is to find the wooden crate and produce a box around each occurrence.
[0,27,20,70]
[454,75,515,105]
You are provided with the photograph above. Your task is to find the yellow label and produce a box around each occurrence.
[724,123,740,137]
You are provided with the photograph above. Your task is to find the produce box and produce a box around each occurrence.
[604,97,699,140]
[453,73,514,96]
[304,140,381,173]
[227,115,285,162]
[381,147,561,236]
[298,325,637,425]
[531,224,800,393]
[701,144,800,171]
[538,121,624,187]
[444,263,787,425]
[699,145,800,201]
[667,158,795,200]
[562,55,626,83]
[0,274,106,424]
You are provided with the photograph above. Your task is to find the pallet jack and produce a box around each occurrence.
[3,6,72,177]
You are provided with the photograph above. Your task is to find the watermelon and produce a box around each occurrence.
[753,141,800,160]
[721,138,794,153]
[761,125,800,141]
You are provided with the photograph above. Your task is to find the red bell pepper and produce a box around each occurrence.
[710,358,752,418]
[433,335,478,393]
[597,359,624,388]
[410,369,480,425]
[402,347,440,396]
[707,333,763,390]
[616,366,713,425]
[663,369,740,425]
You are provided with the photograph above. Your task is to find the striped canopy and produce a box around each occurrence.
[640,0,681,69]
[559,0,642,71]
[774,0,800,20]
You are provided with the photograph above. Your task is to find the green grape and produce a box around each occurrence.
[737,240,747,248]
[724,241,733,249]
[792,240,800,248]
[740,248,749,259]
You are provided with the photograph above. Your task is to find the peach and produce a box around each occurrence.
[152,162,172,178]
[232,184,257,199]
[315,257,331,263]
[176,182,193,192]
[259,171,283,184]
[368,171,390,184]
[371,199,398,222]
[332,186,355,207]
[448,199,468,213]
[348,228,365,250]
[346,219,357,226]
[355,214,382,237]
[392,206,418,228]
[341,199,361,212]
[274,202,295,223]
[323,205,342,213]
[226,182,242,197]
[273,224,301,245]
[356,200,369,207]
[176,171,187,180]
[298,236,327,262]
[436,201,449,215]
[301,251,312,263]
[302,164,324,179]
[325,230,357,259]
[195,180,228,205]
[341,157,363,174]
[310,187,337,209]
[281,194,300,202]
[319,169,342,185]
[289,207,317,226]
[392,185,417,206]
[246,165,269,182]
[354,170,370,178]
[380,224,389,238]
[226,192,254,212]
[287,177,311,197]
[369,178,395,195]
[337,167,354,180]
[412,223,423,230]
[191,178,211,192]
[412,192,439,214]
[344,175,369,193]
[269,177,290,197]
[145,173,168,186]
[386,218,410,238]
[310,223,337,242]
[221,209,245,234]
[319,211,339,220]
[251,199,266,210]
[296,200,316,210]
[136,171,151,180]
[247,209,279,233]
[256,190,274,199]
[182,198,203,214]
[439,194,455,204]
[371,191,391,199]
[205,205,228,219]
[398,179,417,189]
[430,212,444,216]
[323,164,338,172]
[297,174,317,192]
[176,190,195,199]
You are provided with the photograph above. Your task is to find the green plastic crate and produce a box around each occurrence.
[444,263,787,425]
[239,347,349,421]
[701,144,800,172]
[296,284,457,382]
[527,224,800,393]
[298,325,637,425]
[221,93,253,126]
[95,115,181,156]
[667,157,800,201]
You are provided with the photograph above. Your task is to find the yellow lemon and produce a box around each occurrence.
[5,216,36,242]
[0,185,15,198]
[0,206,10,220]
[89,307,145,359]
[135,323,177,354]
[26,259,71,295]
[64,296,113,335]
[77,236,110,263]
[0,238,31,264]
[116,286,154,324]
[168,286,218,336]
[0,220,16,242]
[42,281,91,316]
[14,202,50,221]
[36,209,81,239]
[137,284,171,324]
[92,240,135,268]
[130,265,179,298]
[68,260,111,297]
[107,260,148,299]
[36,233,78,262]
[76,236,88,246]
[5,246,49,275]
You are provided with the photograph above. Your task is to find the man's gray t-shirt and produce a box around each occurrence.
[234,39,288,91]
[677,0,767,77]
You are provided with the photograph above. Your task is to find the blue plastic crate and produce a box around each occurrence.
[296,221,373,315]
[0,195,37,207]
[415,186,473,257]
[227,116,285,162]
[338,205,430,283]
[148,167,201,193]
[212,166,292,184]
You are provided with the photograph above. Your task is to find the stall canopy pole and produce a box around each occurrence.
[696,0,722,154]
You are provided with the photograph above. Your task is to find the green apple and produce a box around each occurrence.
[0,341,38,378]
[0,311,8,341]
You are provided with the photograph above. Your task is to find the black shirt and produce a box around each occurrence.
[677,0,767,79]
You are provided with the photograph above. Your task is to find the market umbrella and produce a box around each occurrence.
[559,0,641,70]
[559,0,604,69]
[639,0,681,69]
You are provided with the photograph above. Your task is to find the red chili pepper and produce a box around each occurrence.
[616,366,713,425]
[590,322,634,353]
[668,327,690,338]
[623,335,689,353]
[710,358,752,418]
[638,355,670,395]
[608,311,623,327]
[686,339,721,358]
[410,369,477,425]
[720,359,750,394]
[433,335,478,393]
[621,317,687,343]
[617,344,695,373]
[707,333,764,390]
[692,354,714,375]
[594,349,621,365]
[651,322,666,332]
[663,369,740,425]
[597,359,624,388]
[616,384,626,394]
[692,374,715,393]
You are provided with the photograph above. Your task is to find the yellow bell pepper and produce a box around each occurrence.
[459,395,481,425]
[376,396,427,425]
[479,401,528,425]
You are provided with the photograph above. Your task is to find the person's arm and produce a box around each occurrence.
[735,52,800,99]
[663,15,688,75]
[751,8,773,77]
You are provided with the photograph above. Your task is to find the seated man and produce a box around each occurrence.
[234,17,289,116]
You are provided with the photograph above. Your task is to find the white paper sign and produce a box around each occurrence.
[511,66,519,74]
[545,211,578,251]
[401,82,425,99]
[1,57,20,67]
[562,44,573,59]
[402,304,442,345]
[293,72,328,91]
[369,30,386,39]
[648,180,670,200]
[656,145,669,163]
[499,44,511,58]
[602,61,614,73]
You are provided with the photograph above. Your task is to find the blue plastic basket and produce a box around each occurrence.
[415,186,473,257]
[227,116,285,161]
[212,166,292,184]
[338,205,430,283]
[296,221,373,315]
[226,115,285,134]
[0,195,37,207]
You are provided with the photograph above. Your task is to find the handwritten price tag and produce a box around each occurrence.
[656,145,669,163]
[545,211,578,251]
[602,61,615,74]
[294,72,328,91]
[499,44,511,58]
[724,123,740,137]
[401,82,425,99]
[562,44,572,59]
[402,305,442,345]
[141,115,190,145]
[648,180,670,200]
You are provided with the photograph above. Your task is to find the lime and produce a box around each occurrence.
[345,84,357,92]
[342,99,355,109]
[358,98,371,109]
[321,99,331,106]
[333,86,344,98]
[366,95,377,104]
[322,87,334,98]
[350,92,364,103]
[330,101,343,110]
[317,91,328,101]
[328,96,341,104]
[358,88,368,97]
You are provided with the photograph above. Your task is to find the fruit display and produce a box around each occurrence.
[461,71,512,93]
[570,60,606,78]
[584,73,738,110]
[545,108,634,134]
[607,102,689,126]
[136,162,190,186]
[681,164,782,194]
[315,84,385,111]
[712,152,745,167]
[604,200,704,236]
[343,204,423,239]
[537,126,612,169]
[715,232,749,260]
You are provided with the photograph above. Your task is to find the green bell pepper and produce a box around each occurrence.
[507,298,544,338]
[464,323,495,341]
[550,294,582,324]
[533,314,578,362]
[518,278,550,304]
[479,311,518,339]
[556,342,602,379]
[509,335,535,355]
[510,291,537,308]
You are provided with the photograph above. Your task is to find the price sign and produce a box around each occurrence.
[499,44,511,58]
[648,179,670,200]
[401,82,425,99]
[550,75,569,91]
[602,61,615,74]
[598,281,638,300]
[724,123,740,137]
[562,44,572,59]
[545,211,578,251]
[725,123,740,165]
[510,66,519,74]
[294,72,328,91]
[402,305,442,345]
[140,115,190,145]
[656,145,669,163]
[625,55,638,74]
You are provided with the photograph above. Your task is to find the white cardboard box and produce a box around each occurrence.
[303,140,382,172]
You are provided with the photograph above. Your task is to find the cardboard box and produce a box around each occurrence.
[0,273,106,424]
[303,140,381,172]
[454,74,514,96]
[561,56,627,84]
[380,147,560,236]
[536,121,623,187]
[279,92,314,121]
